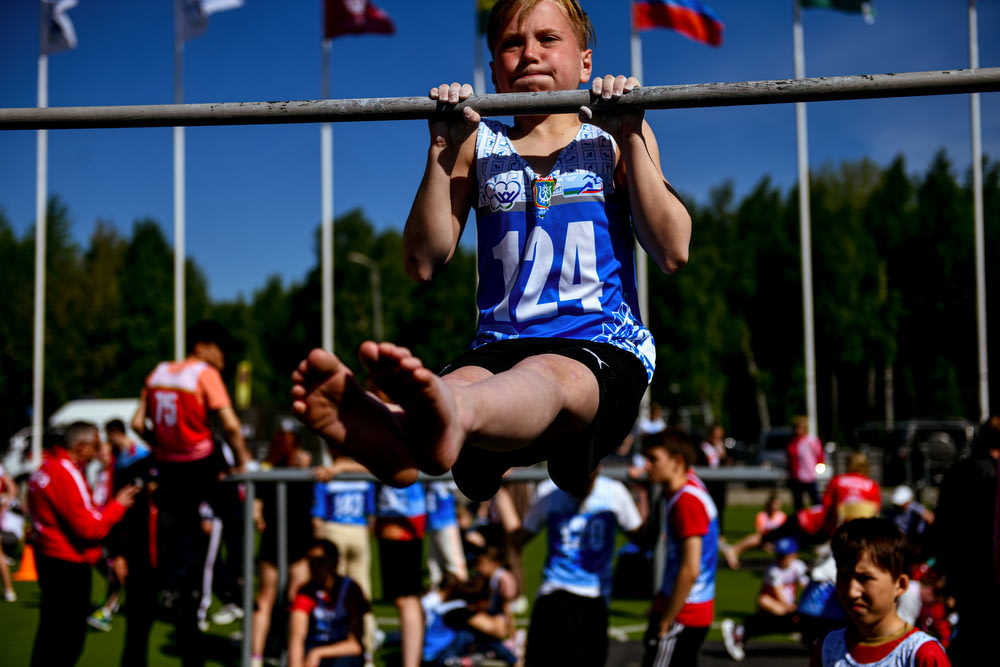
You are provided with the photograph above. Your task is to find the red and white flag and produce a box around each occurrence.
[324,0,395,40]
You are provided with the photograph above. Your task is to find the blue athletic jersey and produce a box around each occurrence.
[425,481,459,532]
[375,483,426,520]
[312,480,374,526]
[472,119,656,382]
[302,578,355,646]
[523,476,642,601]
[421,592,467,662]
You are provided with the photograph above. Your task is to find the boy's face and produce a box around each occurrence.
[490,0,592,94]
[836,550,908,634]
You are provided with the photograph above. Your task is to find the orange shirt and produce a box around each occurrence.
[144,358,231,463]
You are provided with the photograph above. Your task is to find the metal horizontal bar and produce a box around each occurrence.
[1,67,998,131]
[227,462,812,485]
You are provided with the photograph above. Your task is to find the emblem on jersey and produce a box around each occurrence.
[533,176,556,218]
[562,173,602,197]
[489,179,521,212]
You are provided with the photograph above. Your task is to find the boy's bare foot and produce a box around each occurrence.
[291,348,419,487]
[358,341,468,476]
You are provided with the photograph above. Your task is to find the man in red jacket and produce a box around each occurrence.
[27,421,138,667]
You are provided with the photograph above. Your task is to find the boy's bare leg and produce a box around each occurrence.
[291,348,419,487]
[294,342,602,488]
[362,341,600,469]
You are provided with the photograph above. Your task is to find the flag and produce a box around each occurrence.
[176,0,244,43]
[801,0,875,24]
[40,0,79,55]
[632,0,724,47]
[324,0,395,40]
[477,0,498,36]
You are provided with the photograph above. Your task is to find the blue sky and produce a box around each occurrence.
[0,0,997,302]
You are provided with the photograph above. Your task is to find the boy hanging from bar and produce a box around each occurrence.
[291,0,691,502]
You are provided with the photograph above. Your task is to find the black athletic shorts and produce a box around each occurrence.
[377,538,425,600]
[443,338,648,498]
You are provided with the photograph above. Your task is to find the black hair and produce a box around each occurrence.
[105,418,126,434]
[64,421,99,449]
[185,320,233,356]
[831,517,910,580]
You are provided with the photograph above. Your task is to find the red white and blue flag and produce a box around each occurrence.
[325,0,395,40]
[632,0,724,47]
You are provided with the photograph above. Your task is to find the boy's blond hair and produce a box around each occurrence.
[486,0,596,54]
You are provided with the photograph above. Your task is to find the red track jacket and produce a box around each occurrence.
[27,447,127,564]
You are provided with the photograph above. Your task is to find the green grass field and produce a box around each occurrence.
[0,504,773,666]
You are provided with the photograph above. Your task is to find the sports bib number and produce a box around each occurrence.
[491,221,603,322]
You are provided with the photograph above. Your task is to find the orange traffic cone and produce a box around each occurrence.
[13,544,38,582]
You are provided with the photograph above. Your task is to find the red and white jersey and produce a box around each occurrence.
[821,472,881,536]
[143,358,231,463]
[819,626,950,667]
[27,447,126,564]
[763,558,809,607]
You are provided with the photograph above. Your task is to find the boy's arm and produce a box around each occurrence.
[657,535,701,635]
[618,119,691,275]
[588,75,691,275]
[403,83,480,282]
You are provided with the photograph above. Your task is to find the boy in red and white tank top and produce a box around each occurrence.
[812,518,949,667]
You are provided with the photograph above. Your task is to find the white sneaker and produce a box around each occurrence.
[3,589,16,603]
[197,617,210,633]
[721,618,746,661]
[211,603,245,625]
[509,595,529,615]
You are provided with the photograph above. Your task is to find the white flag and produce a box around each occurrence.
[40,0,79,55]
[176,0,244,43]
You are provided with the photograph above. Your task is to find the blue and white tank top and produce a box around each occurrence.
[820,627,940,667]
[472,118,656,382]
[523,476,642,601]
[421,592,469,662]
[306,577,355,646]
[312,480,374,527]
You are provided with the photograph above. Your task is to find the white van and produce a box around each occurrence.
[2,398,141,483]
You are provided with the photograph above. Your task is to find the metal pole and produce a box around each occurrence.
[3,68,998,130]
[969,0,989,421]
[321,38,335,353]
[241,479,255,667]
[630,7,652,427]
[31,51,48,470]
[793,0,819,437]
[173,31,186,361]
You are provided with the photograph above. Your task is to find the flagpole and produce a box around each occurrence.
[969,0,988,421]
[474,1,486,95]
[321,38,335,352]
[174,18,186,361]
[630,3,651,425]
[32,43,49,470]
[793,0,818,437]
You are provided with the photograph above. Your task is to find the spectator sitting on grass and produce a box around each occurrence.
[721,537,809,661]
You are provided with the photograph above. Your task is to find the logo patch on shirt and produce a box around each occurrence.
[533,176,556,218]
[561,173,603,197]
[489,179,521,212]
